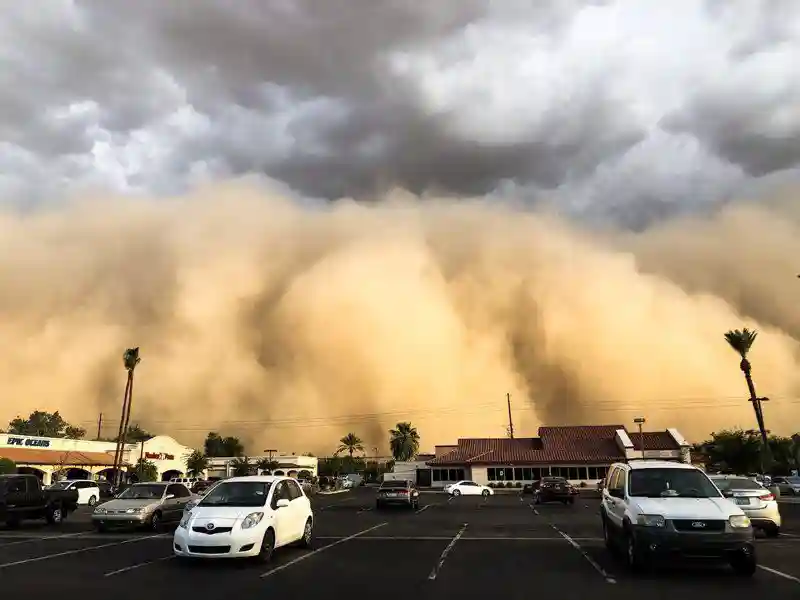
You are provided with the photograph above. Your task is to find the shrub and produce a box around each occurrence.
[488,482,496,488]
[579,481,587,488]
[505,481,514,488]
[514,481,522,488]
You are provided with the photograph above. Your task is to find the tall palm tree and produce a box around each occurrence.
[111,347,141,487]
[724,329,771,468]
[389,422,420,461]
[230,456,253,477]
[336,433,364,458]
[256,458,279,474]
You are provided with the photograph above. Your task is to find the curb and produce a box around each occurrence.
[317,489,350,496]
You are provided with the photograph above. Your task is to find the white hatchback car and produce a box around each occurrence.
[174,476,313,562]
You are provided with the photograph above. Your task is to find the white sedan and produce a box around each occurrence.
[174,475,313,562]
[444,480,494,497]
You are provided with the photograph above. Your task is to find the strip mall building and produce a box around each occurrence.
[422,425,692,488]
[0,433,196,485]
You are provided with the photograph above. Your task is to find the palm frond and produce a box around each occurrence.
[724,328,757,358]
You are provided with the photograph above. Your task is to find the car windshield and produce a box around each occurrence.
[380,481,409,489]
[711,477,764,491]
[629,468,721,498]
[198,481,272,507]
[48,481,72,489]
[117,484,165,500]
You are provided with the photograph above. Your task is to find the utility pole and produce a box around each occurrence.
[506,393,515,439]
[634,417,646,459]
[96,413,103,441]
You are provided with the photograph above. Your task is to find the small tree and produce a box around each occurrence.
[256,458,279,474]
[230,456,253,477]
[0,457,16,474]
[185,450,209,478]
[132,459,158,482]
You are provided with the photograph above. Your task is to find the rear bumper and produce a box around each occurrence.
[633,527,754,559]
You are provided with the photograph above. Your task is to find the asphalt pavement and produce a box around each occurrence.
[2,490,800,599]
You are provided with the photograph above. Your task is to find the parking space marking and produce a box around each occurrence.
[104,555,174,577]
[318,496,359,511]
[356,507,372,514]
[427,523,467,581]
[758,565,800,584]
[316,535,599,541]
[415,504,433,514]
[780,532,799,538]
[260,522,387,578]
[0,534,164,570]
[551,525,616,584]
[0,532,92,547]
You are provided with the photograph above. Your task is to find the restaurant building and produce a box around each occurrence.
[425,425,691,488]
[0,432,196,485]
[205,453,318,479]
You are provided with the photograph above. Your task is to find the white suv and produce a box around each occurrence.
[600,460,756,576]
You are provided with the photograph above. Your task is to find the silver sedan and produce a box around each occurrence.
[710,475,781,537]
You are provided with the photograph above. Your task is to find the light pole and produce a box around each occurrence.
[634,417,646,459]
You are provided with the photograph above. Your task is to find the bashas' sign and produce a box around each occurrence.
[6,436,51,448]
[145,452,174,461]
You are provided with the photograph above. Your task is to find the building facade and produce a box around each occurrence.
[205,454,318,479]
[425,425,691,488]
[0,432,196,485]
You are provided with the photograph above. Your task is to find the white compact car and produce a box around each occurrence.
[48,479,101,506]
[444,480,494,497]
[600,460,756,576]
[174,476,313,562]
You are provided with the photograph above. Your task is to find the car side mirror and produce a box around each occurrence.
[276,498,290,509]
[609,488,624,499]
[165,494,175,500]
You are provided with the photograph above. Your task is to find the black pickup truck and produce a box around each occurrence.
[0,474,79,527]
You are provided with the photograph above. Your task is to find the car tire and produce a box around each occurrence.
[602,517,616,554]
[452,489,461,497]
[94,522,106,533]
[87,496,97,507]
[729,550,757,577]
[45,503,63,526]
[297,518,313,549]
[257,529,276,563]
[148,511,162,532]
[482,489,490,498]
[625,531,647,573]
[765,525,780,538]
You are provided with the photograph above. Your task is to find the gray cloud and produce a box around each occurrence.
[0,0,797,220]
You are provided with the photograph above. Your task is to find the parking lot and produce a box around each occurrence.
[2,489,800,599]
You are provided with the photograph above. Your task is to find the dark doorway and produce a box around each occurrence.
[416,468,432,487]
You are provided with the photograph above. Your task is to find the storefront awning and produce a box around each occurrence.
[0,447,127,467]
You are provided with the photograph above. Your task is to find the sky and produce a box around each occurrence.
[0,1,799,453]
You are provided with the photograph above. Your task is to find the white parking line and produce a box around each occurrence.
[758,565,800,584]
[428,523,467,581]
[260,522,387,578]
[104,555,174,577]
[0,532,92,547]
[551,525,616,584]
[0,534,163,570]
[356,507,372,514]
[315,535,602,542]
[415,504,433,514]
[780,532,799,538]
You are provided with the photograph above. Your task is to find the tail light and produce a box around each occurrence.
[399,490,409,495]
[759,493,774,501]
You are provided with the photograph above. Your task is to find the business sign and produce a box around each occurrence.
[643,449,679,459]
[145,452,174,461]
[4,436,51,448]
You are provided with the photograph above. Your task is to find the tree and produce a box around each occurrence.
[185,450,209,477]
[6,411,85,438]
[336,433,364,458]
[111,347,142,487]
[389,422,420,461]
[119,424,153,443]
[724,328,771,469]
[256,458,279,474]
[132,458,158,482]
[230,456,253,476]
[0,458,16,474]
[204,432,244,457]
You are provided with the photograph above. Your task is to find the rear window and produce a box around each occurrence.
[380,481,409,489]
[712,478,764,491]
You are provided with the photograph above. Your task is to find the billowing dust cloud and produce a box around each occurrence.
[1,181,798,453]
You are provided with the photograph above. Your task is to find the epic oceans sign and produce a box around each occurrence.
[3,436,51,448]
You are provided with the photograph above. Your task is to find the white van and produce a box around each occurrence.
[170,477,199,489]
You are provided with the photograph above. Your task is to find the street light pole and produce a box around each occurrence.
[634,417,646,459]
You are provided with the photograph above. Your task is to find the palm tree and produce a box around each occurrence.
[389,422,420,461]
[230,456,253,477]
[185,450,209,478]
[336,433,364,458]
[256,458,279,474]
[111,347,141,487]
[724,329,771,468]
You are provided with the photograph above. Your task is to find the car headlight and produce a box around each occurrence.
[94,507,107,514]
[729,515,751,529]
[178,513,190,529]
[637,514,666,528]
[241,512,264,530]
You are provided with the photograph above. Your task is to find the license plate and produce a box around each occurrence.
[735,498,750,505]
[387,493,398,498]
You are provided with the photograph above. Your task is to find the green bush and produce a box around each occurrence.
[0,457,15,474]
[488,482,496,488]
[505,481,514,488]
[514,481,522,488]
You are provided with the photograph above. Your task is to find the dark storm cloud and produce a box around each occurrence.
[1,0,799,216]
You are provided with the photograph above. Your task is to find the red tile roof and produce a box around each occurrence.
[0,447,125,467]
[427,425,628,466]
[630,431,680,451]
